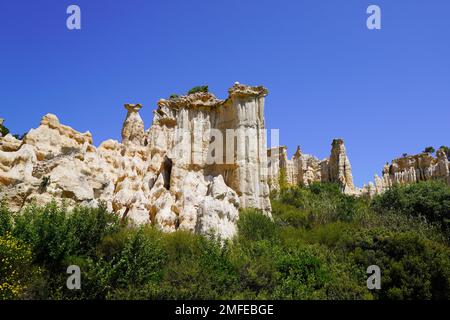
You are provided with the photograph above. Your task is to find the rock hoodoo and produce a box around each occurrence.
[0,83,271,239]
[122,103,146,146]
[267,139,358,195]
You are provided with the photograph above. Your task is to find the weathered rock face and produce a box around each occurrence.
[326,139,356,194]
[267,139,358,195]
[363,149,450,196]
[0,83,271,239]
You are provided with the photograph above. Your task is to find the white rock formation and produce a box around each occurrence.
[267,139,450,198]
[267,139,358,195]
[0,83,272,239]
[122,104,146,146]
[362,149,450,196]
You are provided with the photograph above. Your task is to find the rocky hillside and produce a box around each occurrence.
[0,83,271,240]
[1,83,449,239]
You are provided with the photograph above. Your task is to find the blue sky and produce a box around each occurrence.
[1,0,449,187]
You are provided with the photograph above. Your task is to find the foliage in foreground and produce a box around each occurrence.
[1,181,449,300]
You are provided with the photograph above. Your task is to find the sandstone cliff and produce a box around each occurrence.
[267,139,358,195]
[363,149,450,196]
[2,82,448,239]
[0,83,271,239]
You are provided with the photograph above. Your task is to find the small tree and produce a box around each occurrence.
[423,146,435,154]
[402,153,408,158]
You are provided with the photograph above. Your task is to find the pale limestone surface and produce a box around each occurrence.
[362,149,450,196]
[268,141,450,197]
[0,83,271,239]
[3,83,447,239]
[267,139,358,195]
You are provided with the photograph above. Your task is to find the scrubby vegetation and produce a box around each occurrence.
[0,122,9,137]
[187,85,208,95]
[1,181,449,300]
[423,146,435,154]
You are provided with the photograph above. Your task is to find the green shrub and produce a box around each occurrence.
[272,200,309,228]
[237,209,277,242]
[66,203,120,256]
[229,240,280,298]
[187,85,208,95]
[0,202,13,236]
[343,229,450,299]
[105,227,166,291]
[13,202,73,268]
[371,181,450,238]
[154,231,238,300]
[13,202,120,268]
[273,245,330,299]
[102,230,239,300]
[277,183,370,227]
[0,233,41,299]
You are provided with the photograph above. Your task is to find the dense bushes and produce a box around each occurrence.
[12,202,120,269]
[1,181,450,300]
[273,182,370,228]
[371,181,450,238]
[0,233,41,299]
[237,209,277,242]
[0,202,13,235]
[343,229,450,299]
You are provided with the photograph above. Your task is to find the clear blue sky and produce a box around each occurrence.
[1,0,449,187]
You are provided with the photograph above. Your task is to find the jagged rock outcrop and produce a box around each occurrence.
[363,149,450,196]
[325,139,356,194]
[267,139,358,195]
[0,83,271,239]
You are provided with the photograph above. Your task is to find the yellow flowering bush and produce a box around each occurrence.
[0,232,40,299]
